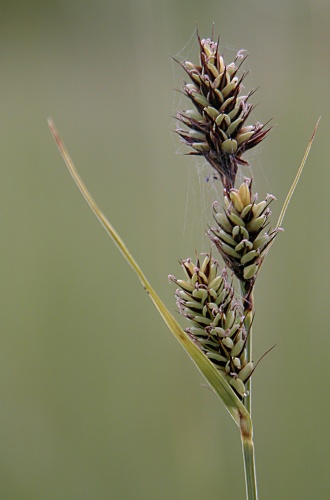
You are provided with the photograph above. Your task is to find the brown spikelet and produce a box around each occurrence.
[175,31,271,190]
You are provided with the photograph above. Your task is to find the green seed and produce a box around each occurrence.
[243,264,258,280]
[227,212,245,227]
[233,357,241,370]
[192,142,210,152]
[183,61,195,71]
[216,289,229,305]
[220,243,241,259]
[212,312,223,326]
[214,89,224,104]
[216,229,236,246]
[220,96,235,112]
[219,129,229,141]
[191,273,198,286]
[237,131,255,145]
[229,190,244,212]
[252,201,267,217]
[241,203,253,219]
[214,113,225,127]
[240,350,247,366]
[194,316,212,325]
[213,327,226,337]
[240,250,258,265]
[233,225,249,239]
[214,212,233,233]
[207,62,219,78]
[182,259,195,276]
[208,264,218,283]
[200,255,210,274]
[206,352,227,363]
[207,302,218,310]
[231,339,245,357]
[209,275,223,291]
[223,337,234,349]
[235,239,253,253]
[228,105,241,120]
[225,310,236,330]
[213,74,222,89]
[190,73,202,85]
[189,327,207,337]
[221,138,238,154]
[229,377,246,397]
[192,93,209,107]
[222,80,238,98]
[246,215,265,232]
[228,324,240,338]
[185,301,204,310]
[178,290,192,301]
[188,130,206,140]
[238,361,254,382]
[176,280,194,292]
[192,288,208,303]
[253,233,270,249]
[198,270,208,285]
[204,106,220,120]
[227,117,243,136]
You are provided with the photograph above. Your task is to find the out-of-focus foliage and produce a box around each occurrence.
[0,1,329,498]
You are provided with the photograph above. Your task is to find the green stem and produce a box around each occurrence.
[245,327,252,415]
[240,414,258,500]
[240,282,257,498]
[240,283,254,415]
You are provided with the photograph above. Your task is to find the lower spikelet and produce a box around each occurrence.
[169,254,253,398]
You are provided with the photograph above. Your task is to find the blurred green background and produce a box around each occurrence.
[1,0,329,498]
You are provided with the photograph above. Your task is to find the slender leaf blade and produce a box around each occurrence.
[48,119,250,426]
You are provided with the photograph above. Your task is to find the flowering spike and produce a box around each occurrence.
[176,32,271,190]
[208,179,280,284]
[170,254,252,399]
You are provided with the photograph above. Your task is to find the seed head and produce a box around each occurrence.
[176,32,270,190]
[208,179,279,285]
[170,253,253,399]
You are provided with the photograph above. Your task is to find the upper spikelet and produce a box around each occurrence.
[176,33,270,190]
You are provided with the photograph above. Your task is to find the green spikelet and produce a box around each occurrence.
[170,254,253,399]
[208,179,280,284]
[175,33,270,190]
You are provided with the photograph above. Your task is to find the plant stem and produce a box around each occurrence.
[240,283,254,415]
[240,283,257,498]
[240,414,258,500]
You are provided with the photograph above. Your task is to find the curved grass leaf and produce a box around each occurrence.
[48,119,250,427]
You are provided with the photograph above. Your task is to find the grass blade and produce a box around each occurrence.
[48,119,250,426]
[276,117,321,230]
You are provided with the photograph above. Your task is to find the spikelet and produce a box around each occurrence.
[169,254,253,399]
[208,178,280,284]
[176,33,270,190]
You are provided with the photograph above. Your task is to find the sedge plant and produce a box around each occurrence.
[49,30,318,500]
